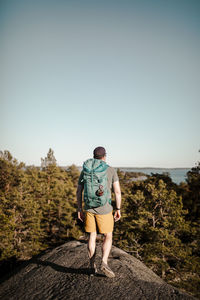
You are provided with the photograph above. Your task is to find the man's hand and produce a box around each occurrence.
[114,210,121,222]
[78,211,84,222]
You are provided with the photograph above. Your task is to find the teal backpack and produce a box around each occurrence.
[82,158,111,209]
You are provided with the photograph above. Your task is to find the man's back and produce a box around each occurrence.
[78,164,119,214]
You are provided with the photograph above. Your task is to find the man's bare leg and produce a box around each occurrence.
[102,232,112,264]
[88,232,97,273]
[101,232,115,277]
[88,231,97,258]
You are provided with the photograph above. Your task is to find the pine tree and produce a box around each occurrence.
[41,148,57,168]
[114,177,190,278]
[39,150,82,243]
[184,155,200,222]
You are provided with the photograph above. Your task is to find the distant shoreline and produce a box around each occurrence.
[26,165,190,184]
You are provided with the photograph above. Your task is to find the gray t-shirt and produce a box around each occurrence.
[78,166,119,215]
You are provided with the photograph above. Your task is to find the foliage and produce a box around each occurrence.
[0,149,199,298]
[0,149,83,265]
[181,159,200,223]
[114,167,200,298]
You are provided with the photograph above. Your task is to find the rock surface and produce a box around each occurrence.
[0,241,196,300]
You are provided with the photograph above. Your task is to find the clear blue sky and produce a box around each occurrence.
[0,0,199,167]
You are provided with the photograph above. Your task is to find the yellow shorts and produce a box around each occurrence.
[84,211,114,234]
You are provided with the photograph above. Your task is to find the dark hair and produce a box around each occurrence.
[93,146,106,159]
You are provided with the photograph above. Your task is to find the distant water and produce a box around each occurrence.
[119,168,190,184]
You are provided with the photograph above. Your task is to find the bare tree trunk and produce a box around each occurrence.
[161,241,166,278]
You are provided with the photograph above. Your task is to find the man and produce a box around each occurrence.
[76,146,121,278]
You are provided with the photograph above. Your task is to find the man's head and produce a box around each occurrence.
[93,146,106,160]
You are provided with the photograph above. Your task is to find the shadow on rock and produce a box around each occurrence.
[33,258,106,278]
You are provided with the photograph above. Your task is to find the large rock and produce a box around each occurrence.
[0,241,196,300]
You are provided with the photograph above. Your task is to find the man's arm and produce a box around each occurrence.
[76,184,84,222]
[113,180,121,222]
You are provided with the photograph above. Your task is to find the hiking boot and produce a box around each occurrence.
[100,261,115,278]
